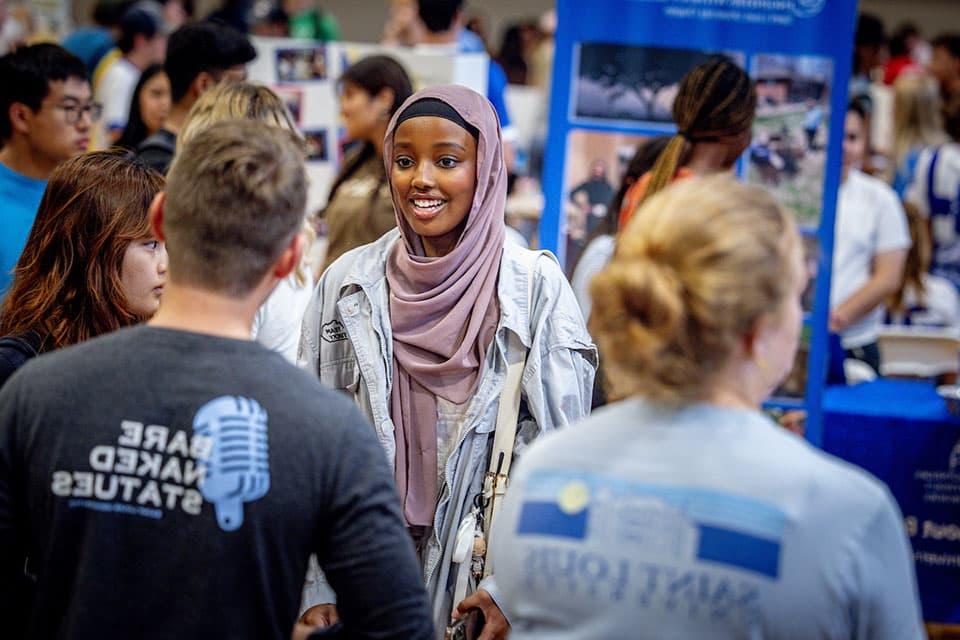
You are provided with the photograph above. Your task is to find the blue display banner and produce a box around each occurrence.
[542,0,859,446]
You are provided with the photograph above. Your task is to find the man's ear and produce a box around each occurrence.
[192,71,216,97]
[148,192,167,241]
[272,232,306,281]
[7,102,32,137]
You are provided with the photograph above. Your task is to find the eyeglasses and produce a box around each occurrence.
[58,102,103,125]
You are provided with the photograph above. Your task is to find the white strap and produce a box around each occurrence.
[481,249,536,576]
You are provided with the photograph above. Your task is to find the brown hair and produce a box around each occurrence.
[164,120,307,297]
[888,201,931,314]
[590,175,796,403]
[176,81,315,286]
[639,56,756,207]
[0,151,164,349]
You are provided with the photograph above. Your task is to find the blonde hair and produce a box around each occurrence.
[590,175,797,404]
[177,82,315,286]
[893,74,946,169]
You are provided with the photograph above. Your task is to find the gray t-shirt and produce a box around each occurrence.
[489,399,924,640]
[0,326,433,640]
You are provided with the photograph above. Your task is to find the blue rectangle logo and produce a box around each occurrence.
[517,501,589,540]
[696,524,781,579]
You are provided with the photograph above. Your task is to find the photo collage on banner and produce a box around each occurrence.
[543,0,857,445]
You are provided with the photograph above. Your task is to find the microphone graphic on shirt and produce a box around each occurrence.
[192,396,271,532]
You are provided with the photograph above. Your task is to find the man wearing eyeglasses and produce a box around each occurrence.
[0,44,93,298]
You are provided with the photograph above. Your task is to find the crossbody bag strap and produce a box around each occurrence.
[480,249,536,577]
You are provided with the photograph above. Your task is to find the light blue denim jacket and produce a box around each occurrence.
[298,229,597,635]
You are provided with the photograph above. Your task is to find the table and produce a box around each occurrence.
[823,379,960,624]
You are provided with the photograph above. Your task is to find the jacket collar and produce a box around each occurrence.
[337,228,534,349]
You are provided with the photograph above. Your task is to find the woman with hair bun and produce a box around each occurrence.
[489,175,924,639]
[618,55,756,227]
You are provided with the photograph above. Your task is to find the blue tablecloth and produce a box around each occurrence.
[823,380,960,623]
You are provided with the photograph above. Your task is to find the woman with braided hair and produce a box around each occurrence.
[618,55,756,227]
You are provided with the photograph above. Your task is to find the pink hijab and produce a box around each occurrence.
[383,85,507,527]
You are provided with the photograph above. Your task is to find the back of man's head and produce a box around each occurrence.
[165,21,256,104]
[418,0,464,34]
[0,43,88,142]
[164,120,306,297]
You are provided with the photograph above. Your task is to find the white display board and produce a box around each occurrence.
[248,37,488,215]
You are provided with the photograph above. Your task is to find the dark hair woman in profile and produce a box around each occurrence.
[319,54,413,274]
[116,64,171,151]
[619,55,756,227]
[0,151,166,387]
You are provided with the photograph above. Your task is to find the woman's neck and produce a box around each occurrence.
[684,141,734,175]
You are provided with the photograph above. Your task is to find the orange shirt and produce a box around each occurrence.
[618,167,695,229]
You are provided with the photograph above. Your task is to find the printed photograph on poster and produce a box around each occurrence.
[303,129,328,162]
[746,53,834,228]
[561,129,656,273]
[572,43,737,126]
[272,86,303,125]
[276,47,327,82]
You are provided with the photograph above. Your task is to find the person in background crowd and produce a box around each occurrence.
[415,0,517,171]
[906,94,960,291]
[891,73,946,197]
[252,5,289,37]
[884,23,926,86]
[0,152,165,389]
[496,23,528,85]
[0,0,27,55]
[93,1,168,149]
[299,85,596,639]
[0,120,434,640]
[136,20,255,173]
[115,63,171,150]
[381,0,423,47]
[850,13,887,109]
[0,44,91,297]
[205,0,254,32]
[175,81,312,364]
[619,55,755,227]
[161,0,191,29]
[930,33,960,102]
[284,0,339,41]
[62,0,133,74]
[489,175,925,640]
[832,100,910,373]
[321,55,413,274]
[886,201,960,328]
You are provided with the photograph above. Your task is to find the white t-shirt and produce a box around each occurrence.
[490,399,925,640]
[93,57,140,149]
[905,143,960,289]
[252,275,314,364]
[570,234,615,320]
[887,273,960,329]
[831,169,911,348]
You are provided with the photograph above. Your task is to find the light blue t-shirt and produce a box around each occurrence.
[0,162,47,297]
[490,399,924,640]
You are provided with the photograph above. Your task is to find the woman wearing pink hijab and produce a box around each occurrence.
[299,85,597,638]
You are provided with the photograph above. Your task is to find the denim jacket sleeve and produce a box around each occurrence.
[516,251,597,455]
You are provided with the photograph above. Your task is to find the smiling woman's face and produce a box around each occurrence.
[390,115,477,257]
